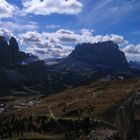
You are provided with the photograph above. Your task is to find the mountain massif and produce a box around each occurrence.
[0,36,139,94]
[0,36,140,140]
[64,41,129,71]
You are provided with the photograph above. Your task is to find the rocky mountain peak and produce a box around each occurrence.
[0,36,36,66]
[0,36,47,89]
[65,41,129,71]
[9,36,19,51]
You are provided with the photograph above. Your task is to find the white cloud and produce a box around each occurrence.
[78,0,140,26]
[109,34,128,46]
[0,21,39,33]
[0,0,18,18]
[19,28,129,59]
[22,0,83,15]
[19,31,74,58]
[0,28,13,40]
[52,29,128,46]
[26,44,73,58]
[123,44,140,54]
[80,28,95,36]
[0,27,138,61]
[122,44,140,61]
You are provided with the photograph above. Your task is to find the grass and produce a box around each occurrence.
[2,77,140,122]
[1,77,140,140]
[4,132,64,140]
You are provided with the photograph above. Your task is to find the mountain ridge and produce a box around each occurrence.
[0,36,139,94]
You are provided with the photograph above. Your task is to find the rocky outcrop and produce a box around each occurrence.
[0,36,20,66]
[87,129,118,140]
[19,51,38,63]
[0,36,47,90]
[9,36,20,63]
[0,36,12,66]
[116,92,140,140]
[64,41,129,71]
[0,36,37,67]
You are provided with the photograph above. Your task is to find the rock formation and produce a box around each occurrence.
[9,36,20,63]
[0,36,12,66]
[0,36,38,67]
[116,92,140,140]
[0,36,47,90]
[64,41,129,71]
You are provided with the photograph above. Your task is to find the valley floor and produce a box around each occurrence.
[0,77,140,140]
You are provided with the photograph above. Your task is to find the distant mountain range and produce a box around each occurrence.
[0,36,139,94]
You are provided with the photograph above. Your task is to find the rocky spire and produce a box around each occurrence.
[0,36,11,66]
[9,36,20,63]
[9,36,19,51]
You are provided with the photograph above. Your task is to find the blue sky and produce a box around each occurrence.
[0,0,140,60]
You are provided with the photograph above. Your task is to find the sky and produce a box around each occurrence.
[0,0,140,61]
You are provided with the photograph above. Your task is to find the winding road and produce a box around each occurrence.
[48,104,57,119]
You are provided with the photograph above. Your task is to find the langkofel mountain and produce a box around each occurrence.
[64,41,129,71]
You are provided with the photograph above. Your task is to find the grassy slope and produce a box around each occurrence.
[5,132,64,140]
[3,77,140,122]
[1,77,140,140]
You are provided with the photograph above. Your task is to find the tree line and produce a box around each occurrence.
[0,114,99,140]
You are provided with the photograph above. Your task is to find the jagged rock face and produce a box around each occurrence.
[0,36,12,66]
[66,41,129,71]
[0,36,47,90]
[19,51,38,63]
[9,36,19,51]
[9,36,20,63]
[0,36,36,66]
[0,36,20,66]
[116,92,140,140]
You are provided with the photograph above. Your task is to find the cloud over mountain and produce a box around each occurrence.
[19,31,74,58]
[19,29,129,58]
[0,27,139,61]
[0,28,13,40]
